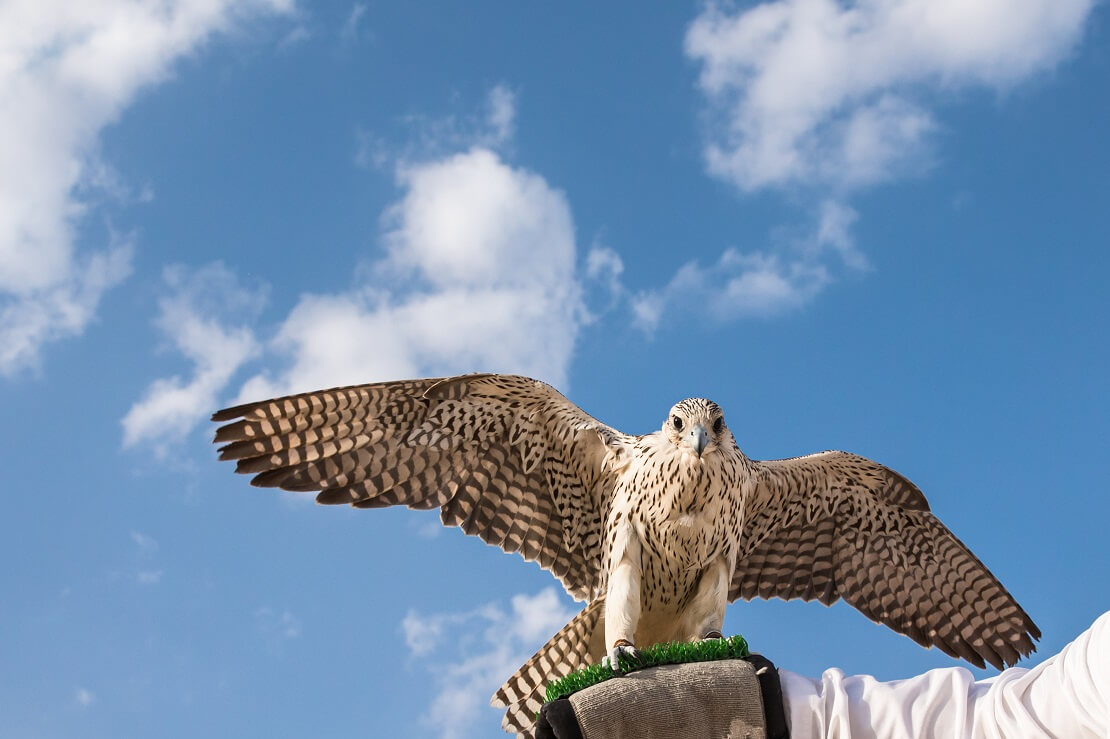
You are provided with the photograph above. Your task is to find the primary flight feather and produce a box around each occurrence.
[212,373,1039,737]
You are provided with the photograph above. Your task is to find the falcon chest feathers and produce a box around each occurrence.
[212,373,1039,738]
[603,398,747,659]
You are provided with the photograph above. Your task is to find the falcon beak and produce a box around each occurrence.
[689,424,710,457]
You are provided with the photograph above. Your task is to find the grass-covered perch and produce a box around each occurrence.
[544,635,751,704]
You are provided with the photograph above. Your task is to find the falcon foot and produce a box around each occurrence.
[603,639,639,674]
[701,630,724,640]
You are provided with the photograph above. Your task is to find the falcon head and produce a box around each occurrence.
[663,398,728,458]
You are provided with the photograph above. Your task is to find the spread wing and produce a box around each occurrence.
[730,451,1040,669]
[212,374,624,601]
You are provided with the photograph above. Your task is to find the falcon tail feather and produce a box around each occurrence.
[492,598,605,738]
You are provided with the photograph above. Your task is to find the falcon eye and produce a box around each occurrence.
[672,416,684,431]
[713,417,724,435]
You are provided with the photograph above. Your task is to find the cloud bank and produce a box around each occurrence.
[0,0,293,375]
[238,145,585,401]
[650,0,1095,325]
[633,200,862,330]
[125,88,605,448]
[686,0,1093,192]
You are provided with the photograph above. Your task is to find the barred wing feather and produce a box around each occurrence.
[212,374,622,602]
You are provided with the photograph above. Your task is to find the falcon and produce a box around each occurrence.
[211,373,1039,737]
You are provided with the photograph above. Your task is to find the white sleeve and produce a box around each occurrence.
[779,610,1110,739]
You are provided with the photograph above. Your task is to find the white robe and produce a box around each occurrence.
[781,610,1110,739]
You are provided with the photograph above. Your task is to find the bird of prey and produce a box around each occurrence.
[211,373,1039,737]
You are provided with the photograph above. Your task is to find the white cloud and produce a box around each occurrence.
[127,530,163,585]
[678,0,1092,321]
[634,200,862,331]
[506,589,572,645]
[0,241,132,374]
[0,0,293,375]
[814,199,865,270]
[366,85,518,168]
[386,149,568,289]
[130,530,159,554]
[354,127,390,170]
[404,589,575,739]
[484,85,516,148]
[239,146,585,399]
[74,687,95,709]
[129,87,588,445]
[122,263,264,451]
[585,246,624,287]
[340,3,367,41]
[402,610,450,657]
[685,0,1093,192]
[584,245,626,315]
[136,570,163,585]
[255,606,302,647]
[414,519,443,540]
[283,26,311,47]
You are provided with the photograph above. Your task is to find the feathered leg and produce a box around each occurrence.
[604,518,642,672]
[678,554,731,641]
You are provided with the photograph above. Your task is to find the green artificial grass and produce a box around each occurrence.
[544,635,750,704]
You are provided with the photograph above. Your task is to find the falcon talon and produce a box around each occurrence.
[607,641,639,674]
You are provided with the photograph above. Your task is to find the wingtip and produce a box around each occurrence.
[210,406,243,423]
[316,488,355,505]
[247,468,291,488]
[211,395,274,422]
[1023,625,1040,648]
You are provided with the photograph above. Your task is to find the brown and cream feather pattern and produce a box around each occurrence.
[732,452,1040,669]
[212,374,1039,737]
[213,374,615,602]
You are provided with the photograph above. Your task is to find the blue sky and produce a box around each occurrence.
[1,1,1108,737]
